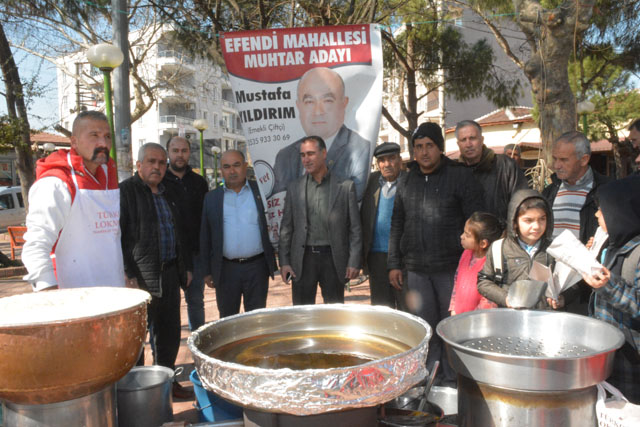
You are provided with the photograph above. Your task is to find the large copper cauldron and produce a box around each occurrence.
[188,304,431,416]
[0,287,150,404]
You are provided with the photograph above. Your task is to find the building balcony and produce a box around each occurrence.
[157,86,196,102]
[221,99,235,112]
[157,50,195,72]
[222,126,245,139]
[220,74,232,90]
[159,115,197,130]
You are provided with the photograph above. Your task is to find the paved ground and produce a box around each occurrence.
[0,235,373,424]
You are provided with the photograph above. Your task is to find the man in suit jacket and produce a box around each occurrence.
[361,142,407,309]
[200,150,277,318]
[271,67,371,201]
[279,136,362,304]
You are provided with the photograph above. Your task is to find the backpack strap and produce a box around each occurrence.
[621,244,640,283]
[492,238,505,285]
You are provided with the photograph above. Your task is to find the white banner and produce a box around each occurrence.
[221,24,383,242]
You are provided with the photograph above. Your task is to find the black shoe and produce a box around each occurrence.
[172,381,195,400]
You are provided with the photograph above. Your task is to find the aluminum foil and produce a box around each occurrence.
[188,304,431,416]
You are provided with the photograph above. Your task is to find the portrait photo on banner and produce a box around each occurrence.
[221,24,383,243]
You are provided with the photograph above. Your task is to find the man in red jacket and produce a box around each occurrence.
[22,110,125,291]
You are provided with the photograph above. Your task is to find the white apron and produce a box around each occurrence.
[53,153,125,288]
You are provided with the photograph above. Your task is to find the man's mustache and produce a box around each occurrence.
[91,147,110,161]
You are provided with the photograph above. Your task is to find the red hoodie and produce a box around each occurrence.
[36,148,118,201]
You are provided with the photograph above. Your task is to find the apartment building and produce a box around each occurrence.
[378,8,533,159]
[56,25,245,175]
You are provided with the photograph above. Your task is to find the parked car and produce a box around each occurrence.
[0,186,26,230]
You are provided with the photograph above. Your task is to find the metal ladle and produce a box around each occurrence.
[417,360,439,413]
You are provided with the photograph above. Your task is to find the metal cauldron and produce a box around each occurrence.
[188,304,432,416]
[437,309,625,426]
[0,287,150,404]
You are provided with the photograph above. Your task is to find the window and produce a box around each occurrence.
[16,192,24,208]
[0,194,14,210]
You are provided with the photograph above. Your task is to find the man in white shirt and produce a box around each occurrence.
[22,111,124,291]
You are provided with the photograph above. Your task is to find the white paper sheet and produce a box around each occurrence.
[546,229,606,298]
[528,261,558,299]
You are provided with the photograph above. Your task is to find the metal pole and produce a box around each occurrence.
[102,70,117,168]
[199,130,205,177]
[582,114,588,135]
[213,153,218,187]
[112,0,132,180]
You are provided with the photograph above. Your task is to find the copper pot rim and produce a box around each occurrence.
[0,287,150,329]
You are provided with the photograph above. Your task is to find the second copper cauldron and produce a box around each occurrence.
[0,287,150,404]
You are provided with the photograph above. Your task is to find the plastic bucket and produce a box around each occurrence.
[116,366,174,427]
[190,369,243,422]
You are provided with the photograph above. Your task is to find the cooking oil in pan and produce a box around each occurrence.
[208,330,412,370]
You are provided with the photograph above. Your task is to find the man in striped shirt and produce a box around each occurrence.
[543,130,611,314]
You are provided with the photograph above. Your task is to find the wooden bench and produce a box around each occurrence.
[7,226,27,260]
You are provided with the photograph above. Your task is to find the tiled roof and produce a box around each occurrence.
[445,107,534,133]
[31,132,71,145]
[475,106,534,125]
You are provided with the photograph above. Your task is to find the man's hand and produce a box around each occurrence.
[582,267,611,289]
[281,265,295,283]
[125,276,138,289]
[546,294,565,310]
[186,271,193,288]
[204,274,215,289]
[345,267,359,281]
[389,269,403,290]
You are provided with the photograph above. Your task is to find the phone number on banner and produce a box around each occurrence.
[247,134,291,146]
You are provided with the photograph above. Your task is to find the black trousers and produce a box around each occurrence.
[215,255,269,318]
[406,269,457,387]
[292,247,344,305]
[137,261,181,370]
[367,251,406,310]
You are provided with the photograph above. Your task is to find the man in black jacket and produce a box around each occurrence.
[543,130,612,314]
[456,120,528,221]
[388,122,484,387]
[120,143,193,400]
[163,136,209,331]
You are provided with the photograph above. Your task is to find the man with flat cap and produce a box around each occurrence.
[361,142,407,309]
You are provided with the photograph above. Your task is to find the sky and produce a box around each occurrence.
[0,48,59,132]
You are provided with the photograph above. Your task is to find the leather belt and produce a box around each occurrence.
[160,258,178,271]
[307,245,331,254]
[223,253,264,264]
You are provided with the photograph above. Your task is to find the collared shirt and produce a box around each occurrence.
[371,176,399,253]
[378,174,399,199]
[305,173,330,246]
[518,238,541,258]
[152,184,176,262]
[552,167,594,239]
[222,180,264,259]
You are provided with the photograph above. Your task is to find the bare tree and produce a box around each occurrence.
[454,0,599,162]
[0,20,35,208]
[3,0,199,132]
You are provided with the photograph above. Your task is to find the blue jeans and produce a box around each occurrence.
[185,251,205,331]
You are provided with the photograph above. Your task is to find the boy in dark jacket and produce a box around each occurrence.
[582,176,640,403]
[478,189,558,309]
